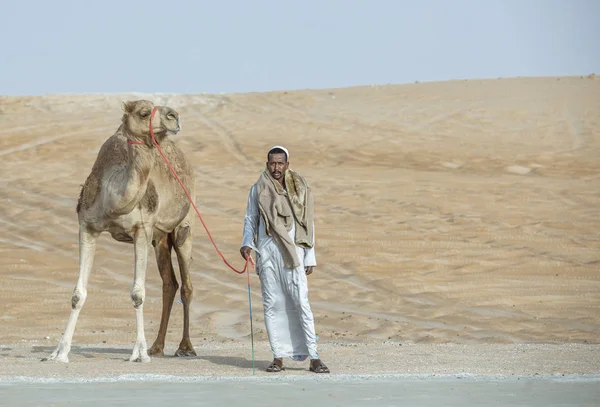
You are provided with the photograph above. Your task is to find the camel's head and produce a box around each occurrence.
[121,100,181,146]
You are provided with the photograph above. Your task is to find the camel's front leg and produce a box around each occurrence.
[129,225,152,363]
[43,226,98,363]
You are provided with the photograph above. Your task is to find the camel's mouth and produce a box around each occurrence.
[166,126,180,135]
[151,123,180,136]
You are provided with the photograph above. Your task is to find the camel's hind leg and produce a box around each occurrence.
[42,226,98,363]
[148,232,179,357]
[173,224,196,357]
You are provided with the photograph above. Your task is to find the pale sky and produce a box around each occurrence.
[1,0,598,95]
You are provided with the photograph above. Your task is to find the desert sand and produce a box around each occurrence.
[0,76,599,380]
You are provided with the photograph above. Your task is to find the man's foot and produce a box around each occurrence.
[309,358,330,373]
[266,358,284,372]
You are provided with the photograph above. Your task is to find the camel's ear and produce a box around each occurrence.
[122,101,134,113]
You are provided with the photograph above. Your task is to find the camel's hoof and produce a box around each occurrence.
[129,348,151,363]
[42,354,69,363]
[148,346,164,357]
[129,355,151,363]
[174,348,197,357]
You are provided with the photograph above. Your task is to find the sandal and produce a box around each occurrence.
[309,358,330,373]
[266,358,285,372]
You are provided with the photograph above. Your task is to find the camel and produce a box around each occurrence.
[43,100,196,363]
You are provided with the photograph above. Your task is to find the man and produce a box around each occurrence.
[240,146,330,373]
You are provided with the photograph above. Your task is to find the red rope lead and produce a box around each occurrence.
[147,106,254,274]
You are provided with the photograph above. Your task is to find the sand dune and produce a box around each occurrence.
[1,77,599,368]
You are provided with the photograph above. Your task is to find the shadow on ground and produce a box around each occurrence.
[32,345,132,360]
[195,354,272,370]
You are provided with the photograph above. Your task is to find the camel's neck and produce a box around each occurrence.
[111,130,156,215]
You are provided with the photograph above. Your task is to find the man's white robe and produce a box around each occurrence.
[242,183,319,360]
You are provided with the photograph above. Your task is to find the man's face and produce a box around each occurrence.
[267,153,289,183]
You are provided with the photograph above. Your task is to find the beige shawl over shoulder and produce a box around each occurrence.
[256,168,314,268]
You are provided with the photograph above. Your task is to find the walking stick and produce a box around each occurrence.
[246,255,255,375]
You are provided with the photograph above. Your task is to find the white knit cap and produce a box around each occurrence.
[269,145,289,160]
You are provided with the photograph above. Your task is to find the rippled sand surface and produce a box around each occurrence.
[0,76,599,377]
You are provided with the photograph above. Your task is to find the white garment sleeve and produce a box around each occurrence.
[241,185,259,252]
[303,221,317,267]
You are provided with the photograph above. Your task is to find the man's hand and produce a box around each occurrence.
[240,246,253,261]
[305,266,314,276]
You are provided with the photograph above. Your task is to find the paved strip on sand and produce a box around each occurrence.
[1,374,599,407]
